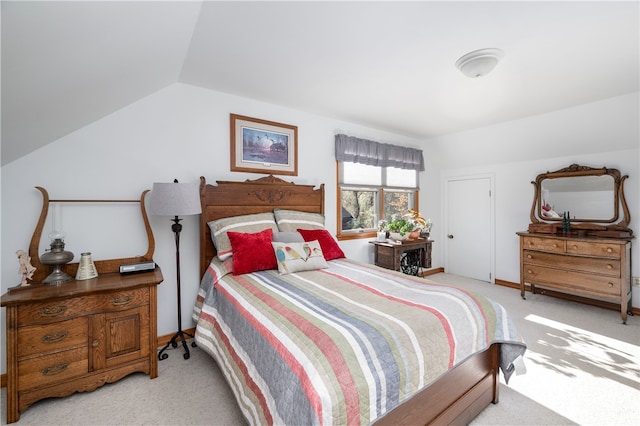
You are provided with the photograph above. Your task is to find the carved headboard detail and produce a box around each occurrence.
[199,175,325,277]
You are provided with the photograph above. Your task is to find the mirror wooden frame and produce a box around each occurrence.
[528,163,632,236]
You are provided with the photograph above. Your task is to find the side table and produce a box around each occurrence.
[369,239,433,275]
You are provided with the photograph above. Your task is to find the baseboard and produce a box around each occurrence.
[157,327,197,347]
[494,278,521,290]
[420,267,445,277]
[0,327,198,389]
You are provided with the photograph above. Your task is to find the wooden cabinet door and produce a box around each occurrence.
[90,305,149,371]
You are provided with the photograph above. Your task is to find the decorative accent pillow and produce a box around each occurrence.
[297,229,346,261]
[272,231,305,243]
[208,212,278,260]
[274,209,325,232]
[228,229,277,275]
[271,240,328,274]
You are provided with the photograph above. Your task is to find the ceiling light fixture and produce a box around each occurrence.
[455,48,504,78]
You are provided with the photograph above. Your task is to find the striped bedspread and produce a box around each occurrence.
[193,258,526,426]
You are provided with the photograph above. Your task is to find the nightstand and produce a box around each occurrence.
[1,268,163,423]
[369,239,432,275]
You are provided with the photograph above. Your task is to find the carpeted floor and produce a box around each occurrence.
[2,272,639,425]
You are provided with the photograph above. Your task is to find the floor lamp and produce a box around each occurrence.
[149,179,202,360]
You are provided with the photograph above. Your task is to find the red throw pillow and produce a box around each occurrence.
[297,229,345,261]
[228,228,277,275]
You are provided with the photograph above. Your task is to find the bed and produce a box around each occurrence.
[193,175,526,425]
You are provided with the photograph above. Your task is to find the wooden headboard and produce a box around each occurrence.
[199,175,325,277]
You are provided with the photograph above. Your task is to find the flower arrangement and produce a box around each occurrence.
[409,209,432,233]
[383,210,432,240]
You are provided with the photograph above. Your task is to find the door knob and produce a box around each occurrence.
[448,234,454,239]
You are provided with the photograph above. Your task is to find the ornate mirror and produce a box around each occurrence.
[529,164,632,236]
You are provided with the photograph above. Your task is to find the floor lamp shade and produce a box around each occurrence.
[149,182,202,217]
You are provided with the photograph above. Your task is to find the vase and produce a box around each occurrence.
[377,231,387,241]
[389,232,408,241]
[408,230,421,240]
[76,252,98,280]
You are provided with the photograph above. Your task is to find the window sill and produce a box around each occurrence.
[337,231,376,241]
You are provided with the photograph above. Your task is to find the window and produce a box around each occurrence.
[334,134,424,240]
[337,162,419,239]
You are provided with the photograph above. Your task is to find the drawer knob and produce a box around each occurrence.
[92,340,99,348]
[41,331,68,344]
[606,247,613,253]
[607,264,613,270]
[111,294,133,306]
[527,254,533,259]
[608,282,614,287]
[527,270,533,274]
[572,245,578,250]
[39,305,67,317]
[553,244,558,248]
[41,363,68,376]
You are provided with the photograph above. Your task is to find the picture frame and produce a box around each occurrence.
[230,114,298,176]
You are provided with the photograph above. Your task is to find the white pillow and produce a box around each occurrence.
[274,209,325,232]
[271,240,328,274]
[273,231,304,243]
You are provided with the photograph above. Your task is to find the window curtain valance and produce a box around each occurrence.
[335,134,425,171]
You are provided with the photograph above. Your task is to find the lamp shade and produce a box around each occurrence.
[149,182,202,216]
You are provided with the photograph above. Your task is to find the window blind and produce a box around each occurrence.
[334,134,425,171]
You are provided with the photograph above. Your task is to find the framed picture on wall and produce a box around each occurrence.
[230,114,298,176]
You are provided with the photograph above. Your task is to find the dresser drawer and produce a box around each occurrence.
[524,265,621,296]
[565,241,621,258]
[18,317,88,358]
[18,347,88,391]
[523,250,621,277]
[18,288,149,326]
[522,236,564,253]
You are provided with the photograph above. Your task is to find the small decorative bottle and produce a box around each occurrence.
[562,212,571,233]
[76,252,98,280]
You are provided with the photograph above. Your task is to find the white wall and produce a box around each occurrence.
[431,92,639,308]
[0,82,429,374]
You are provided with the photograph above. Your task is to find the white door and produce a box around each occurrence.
[445,176,493,282]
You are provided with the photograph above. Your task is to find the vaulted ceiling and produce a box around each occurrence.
[2,1,638,166]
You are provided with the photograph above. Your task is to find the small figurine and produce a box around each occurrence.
[17,249,36,287]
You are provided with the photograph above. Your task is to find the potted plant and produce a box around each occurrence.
[377,220,388,241]
[385,211,432,241]
[386,216,418,241]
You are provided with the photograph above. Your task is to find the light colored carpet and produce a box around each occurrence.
[2,273,639,425]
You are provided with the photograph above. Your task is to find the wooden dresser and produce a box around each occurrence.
[518,232,632,323]
[1,186,163,423]
[1,268,163,423]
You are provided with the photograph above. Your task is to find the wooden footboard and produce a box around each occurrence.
[374,343,500,425]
